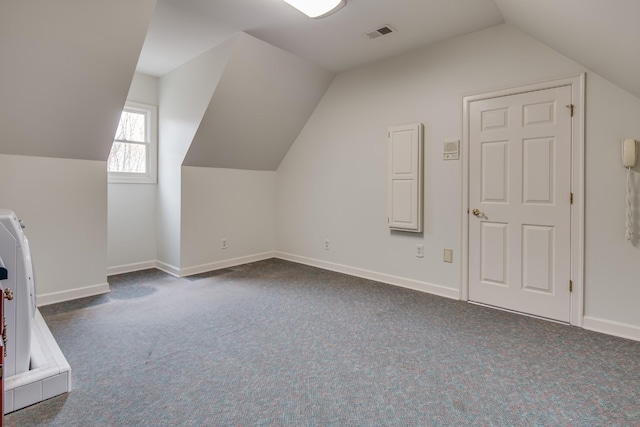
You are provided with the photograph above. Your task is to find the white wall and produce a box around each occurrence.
[157,37,236,271]
[5,14,635,341]
[181,167,276,274]
[108,73,159,274]
[0,155,108,305]
[107,183,158,274]
[127,73,160,106]
[0,1,156,305]
[276,24,640,333]
[583,75,640,327]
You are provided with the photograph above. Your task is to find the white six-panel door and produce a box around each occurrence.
[468,85,572,322]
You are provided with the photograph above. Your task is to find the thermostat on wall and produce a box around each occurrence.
[443,140,459,160]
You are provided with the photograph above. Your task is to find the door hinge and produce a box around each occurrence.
[570,192,573,204]
[566,104,574,117]
[569,280,573,293]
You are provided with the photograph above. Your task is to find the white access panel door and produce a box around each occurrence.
[468,86,572,322]
[388,124,423,232]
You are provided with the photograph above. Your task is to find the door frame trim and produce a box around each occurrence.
[461,74,585,326]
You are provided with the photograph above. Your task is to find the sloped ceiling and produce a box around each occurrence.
[0,0,157,161]
[183,33,334,170]
[157,0,640,173]
[495,0,640,99]
[138,0,504,76]
[139,0,640,100]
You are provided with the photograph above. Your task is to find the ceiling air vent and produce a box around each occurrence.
[365,25,396,40]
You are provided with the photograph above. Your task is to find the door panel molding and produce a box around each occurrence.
[461,74,585,326]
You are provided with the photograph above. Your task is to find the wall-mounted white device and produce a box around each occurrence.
[622,138,637,168]
[443,140,460,160]
[623,139,637,241]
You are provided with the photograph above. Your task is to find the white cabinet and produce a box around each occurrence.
[387,123,423,232]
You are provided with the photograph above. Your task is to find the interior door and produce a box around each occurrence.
[468,85,572,322]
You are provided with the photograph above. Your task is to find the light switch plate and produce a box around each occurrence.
[443,249,453,263]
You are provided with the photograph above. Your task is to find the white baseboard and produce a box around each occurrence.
[107,260,157,276]
[40,255,640,344]
[583,316,640,342]
[275,252,460,300]
[37,253,276,306]
[37,282,110,307]
[179,252,276,277]
[155,261,181,277]
[111,252,459,302]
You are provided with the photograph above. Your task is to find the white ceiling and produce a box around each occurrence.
[137,0,503,75]
[493,0,640,100]
[138,0,640,99]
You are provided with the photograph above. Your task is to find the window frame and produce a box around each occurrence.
[108,101,158,184]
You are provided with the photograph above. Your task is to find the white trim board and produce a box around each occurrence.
[40,252,640,343]
[583,316,640,342]
[112,252,458,301]
[179,252,276,277]
[276,252,459,300]
[108,260,157,276]
[37,282,110,307]
[155,261,181,277]
[138,252,277,278]
[39,253,276,305]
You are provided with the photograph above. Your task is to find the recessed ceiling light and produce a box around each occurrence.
[282,0,346,19]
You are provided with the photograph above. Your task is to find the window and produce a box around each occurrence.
[108,102,157,183]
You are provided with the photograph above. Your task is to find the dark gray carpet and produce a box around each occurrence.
[5,259,640,426]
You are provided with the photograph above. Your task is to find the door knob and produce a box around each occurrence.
[472,208,482,216]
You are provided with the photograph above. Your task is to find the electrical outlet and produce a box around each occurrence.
[416,244,424,258]
[221,238,228,249]
[324,239,330,250]
[444,249,453,263]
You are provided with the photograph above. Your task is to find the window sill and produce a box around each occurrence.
[108,173,157,184]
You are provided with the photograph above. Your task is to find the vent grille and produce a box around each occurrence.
[365,25,396,40]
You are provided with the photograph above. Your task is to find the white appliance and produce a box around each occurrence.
[0,209,36,377]
[0,209,71,414]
